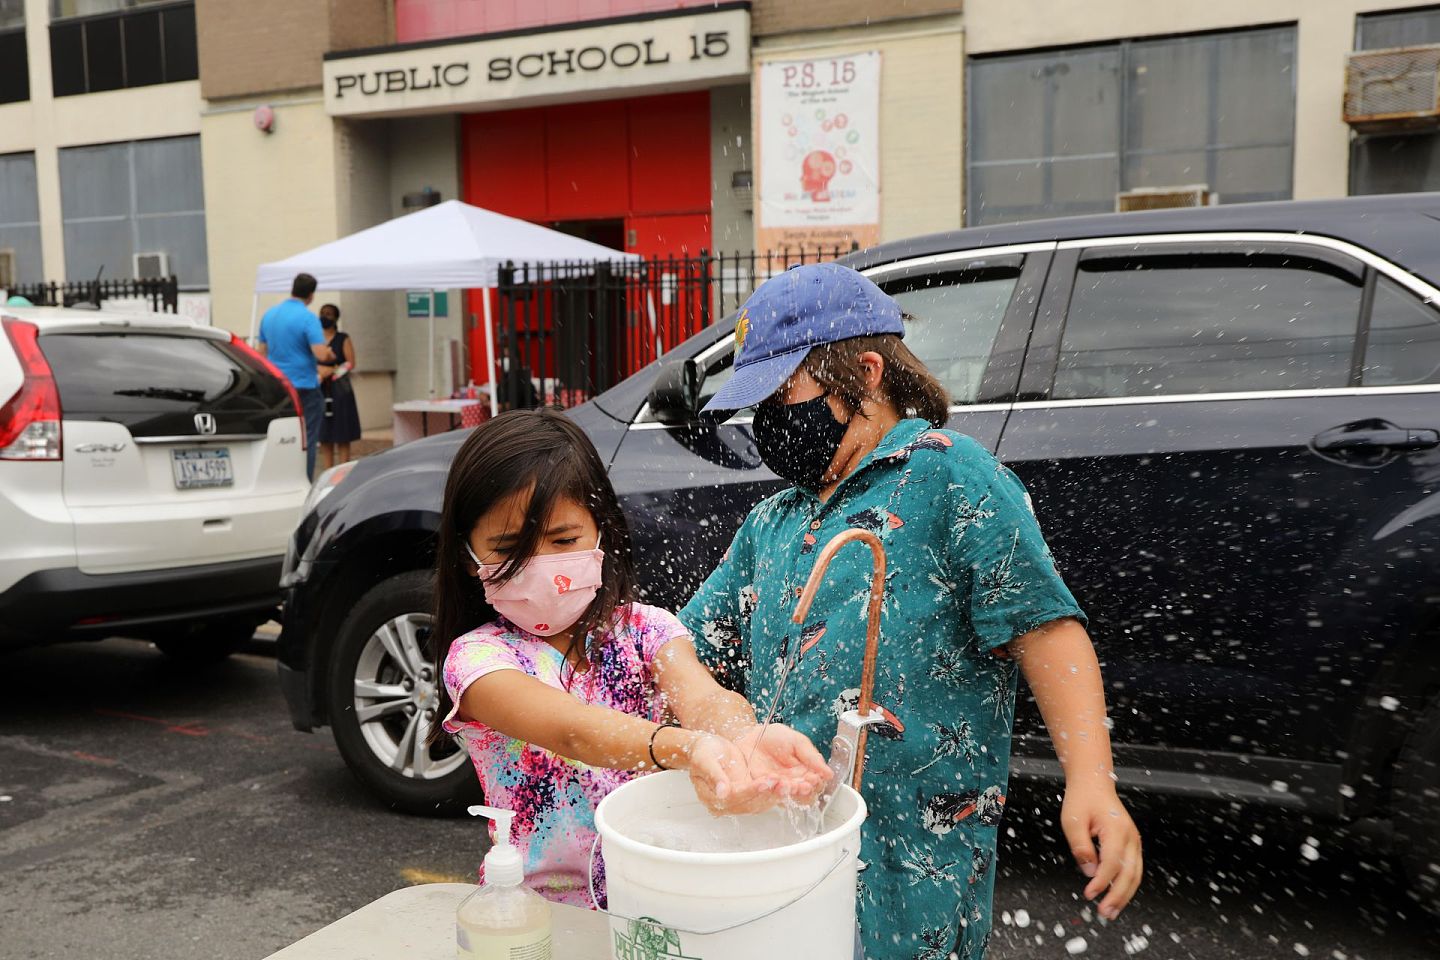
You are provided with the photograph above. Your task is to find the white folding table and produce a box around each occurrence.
[263,882,610,959]
[391,398,487,445]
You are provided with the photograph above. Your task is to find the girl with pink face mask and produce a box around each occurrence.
[427,409,829,907]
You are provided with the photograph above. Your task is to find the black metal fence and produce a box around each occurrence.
[11,276,179,313]
[494,246,855,410]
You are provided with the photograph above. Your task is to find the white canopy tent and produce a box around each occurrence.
[252,199,637,415]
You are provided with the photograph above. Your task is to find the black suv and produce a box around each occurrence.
[277,194,1440,907]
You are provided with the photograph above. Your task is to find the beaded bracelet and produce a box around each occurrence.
[648,721,682,770]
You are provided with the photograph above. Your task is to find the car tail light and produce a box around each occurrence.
[230,333,306,449]
[0,318,62,461]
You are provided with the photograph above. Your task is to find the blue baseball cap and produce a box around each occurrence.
[702,262,904,415]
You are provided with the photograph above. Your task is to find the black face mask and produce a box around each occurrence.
[752,395,849,490]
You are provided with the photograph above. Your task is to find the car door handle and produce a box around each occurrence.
[1313,426,1440,452]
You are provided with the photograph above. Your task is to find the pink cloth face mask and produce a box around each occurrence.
[466,537,604,637]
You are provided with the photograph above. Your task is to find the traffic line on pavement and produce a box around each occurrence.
[400,866,471,885]
[71,750,118,765]
[92,708,210,736]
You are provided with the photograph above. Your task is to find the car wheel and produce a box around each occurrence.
[152,615,258,665]
[1394,696,1440,916]
[326,570,481,816]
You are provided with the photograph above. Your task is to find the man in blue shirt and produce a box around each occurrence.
[258,273,329,479]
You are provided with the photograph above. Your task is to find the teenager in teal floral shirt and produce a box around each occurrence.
[680,263,1143,959]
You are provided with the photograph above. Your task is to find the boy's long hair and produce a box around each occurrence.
[801,329,951,427]
[426,408,637,744]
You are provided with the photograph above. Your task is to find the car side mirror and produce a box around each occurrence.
[647,358,701,425]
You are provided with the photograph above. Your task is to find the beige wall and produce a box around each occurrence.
[0,81,203,155]
[385,115,463,404]
[754,16,965,245]
[752,0,963,36]
[711,85,754,253]
[331,117,398,428]
[201,99,337,338]
[962,0,1434,202]
[201,100,413,430]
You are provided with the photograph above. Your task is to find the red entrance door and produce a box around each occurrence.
[461,91,713,385]
[461,91,712,251]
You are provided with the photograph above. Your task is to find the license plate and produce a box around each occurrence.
[171,448,233,489]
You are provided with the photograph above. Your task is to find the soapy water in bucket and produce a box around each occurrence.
[625,798,830,854]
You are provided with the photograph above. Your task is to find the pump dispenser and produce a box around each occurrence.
[456,805,553,960]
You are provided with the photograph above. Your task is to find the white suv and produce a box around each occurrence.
[0,305,309,662]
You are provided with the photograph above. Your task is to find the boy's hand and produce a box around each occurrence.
[1061,780,1143,921]
[730,723,831,803]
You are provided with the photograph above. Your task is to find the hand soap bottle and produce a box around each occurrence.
[457,805,553,960]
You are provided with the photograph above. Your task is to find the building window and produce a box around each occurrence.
[1351,7,1440,195]
[59,136,208,288]
[0,153,43,287]
[0,0,27,104]
[966,26,1296,226]
[49,0,196,97]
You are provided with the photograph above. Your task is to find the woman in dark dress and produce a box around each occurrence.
[317,303,361,468]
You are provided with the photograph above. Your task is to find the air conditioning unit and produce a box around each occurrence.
[133,252,170,280]
[0,249,15,289]
[1116,185,1215,213]
[1344,44,1440,132]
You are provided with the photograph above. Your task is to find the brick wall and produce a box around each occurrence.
[329,0,396,54]
[196,0,392,101]
[752,0,963,36]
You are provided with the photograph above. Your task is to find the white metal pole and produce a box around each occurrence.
[482,287,498,418]
[427,290,436,398]
[247,293,260,345]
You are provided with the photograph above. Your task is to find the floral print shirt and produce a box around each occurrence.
[442,603,688,907]
[680,419,1085,960]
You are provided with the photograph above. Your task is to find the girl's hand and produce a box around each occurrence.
[730,724,831,803]
[686,734,780,816]
[1061,780,1143,920]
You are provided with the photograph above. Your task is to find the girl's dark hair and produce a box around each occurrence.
[801,329,951,427]
[427,408,637,742]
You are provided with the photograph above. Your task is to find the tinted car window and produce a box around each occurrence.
[1363,276,1440,387]
[40,332,291,437]
[886,266,1020,403]
[1054,252,1363,399]
[695,267,1021,413]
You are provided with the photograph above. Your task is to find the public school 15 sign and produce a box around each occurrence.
[323,6,750,117]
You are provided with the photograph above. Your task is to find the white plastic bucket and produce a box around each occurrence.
[594,770,867,960]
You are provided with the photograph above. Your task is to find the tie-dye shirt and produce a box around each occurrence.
[441,603,688,907]
[680,419,1085,960]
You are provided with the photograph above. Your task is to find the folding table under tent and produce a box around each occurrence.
[251,199,637,417]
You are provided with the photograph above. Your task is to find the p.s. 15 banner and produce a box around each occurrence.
[757,51,881,253]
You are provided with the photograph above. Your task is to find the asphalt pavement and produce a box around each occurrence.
[1,637,1434,960]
